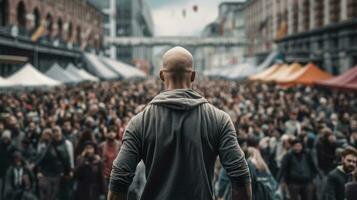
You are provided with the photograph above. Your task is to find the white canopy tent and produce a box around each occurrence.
[0,77,17,88]
[7,63,61,87]
[66,63,99,82]
[226,62,257,80]
[100,57,146,79]
[83,53,118,80]
[46,63,80,83]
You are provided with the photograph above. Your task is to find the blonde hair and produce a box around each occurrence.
[247,147,269,172]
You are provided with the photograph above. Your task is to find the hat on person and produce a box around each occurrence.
[1,130,11,139]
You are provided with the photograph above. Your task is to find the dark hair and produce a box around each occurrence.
[341,146,357,158]
[291,138,303,146]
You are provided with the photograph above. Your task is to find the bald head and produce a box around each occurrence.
[160,46,195,89]
[162,46,193,72]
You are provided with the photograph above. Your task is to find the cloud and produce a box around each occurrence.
[152,0,222,36]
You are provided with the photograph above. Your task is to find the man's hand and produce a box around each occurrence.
[232,182,252,200]
[107,190,127,200]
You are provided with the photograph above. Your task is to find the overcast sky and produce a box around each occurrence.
[146,0,245,36]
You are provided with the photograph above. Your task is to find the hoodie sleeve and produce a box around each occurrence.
[218,113,251,186]
[109,118,142,193]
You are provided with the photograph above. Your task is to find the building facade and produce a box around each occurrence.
[1,0,103,49]
[196,2,246,72]
[244,0,357,73]
[0,0,103,76]
[116,0,154,67]
[88,0,117,58]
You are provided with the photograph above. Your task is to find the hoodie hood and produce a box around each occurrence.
[149,89,208,110]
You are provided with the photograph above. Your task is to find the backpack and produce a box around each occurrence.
[248,161,278,200]
[255,175,276,200]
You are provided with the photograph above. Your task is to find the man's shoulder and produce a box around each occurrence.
[327,168,344,180]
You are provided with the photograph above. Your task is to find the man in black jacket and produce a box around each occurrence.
[278,139,318,200]
[323,146,357,200]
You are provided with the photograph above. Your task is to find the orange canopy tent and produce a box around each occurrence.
[277,63,332,86]
[249,64,281,81]
[264,63,301,82]
[259,64,288,82]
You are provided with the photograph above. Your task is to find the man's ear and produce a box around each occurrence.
[191,71,196,82]
[159,70,165,82]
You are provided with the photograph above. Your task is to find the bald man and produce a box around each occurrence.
[108,46,251,200]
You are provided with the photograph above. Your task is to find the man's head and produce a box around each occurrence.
[160,46,195,89]
[291,139,303,154]
[63,121,72,132]
[1,130,11,144]
[107,126,117,141]
[341,146,357,173]
[52,126,63,142]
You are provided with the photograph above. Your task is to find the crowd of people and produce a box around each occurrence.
[0,78,357,200]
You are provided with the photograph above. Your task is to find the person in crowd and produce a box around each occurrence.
[75,129,96,157]
[0,130,17,199]
[316,128,338,175]
[278,139,318,200]
[6,115,25,149]
[53,126,74,200]
[35,128,71,200]
[284,111,301,136]
[322,146,357,200]
[3,152,36,200]
[248,147,278,200]
[62,120,78,148]
[99,126,121,188]
[74,141,104,200]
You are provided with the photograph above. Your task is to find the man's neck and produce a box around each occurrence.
[165,81,191,90]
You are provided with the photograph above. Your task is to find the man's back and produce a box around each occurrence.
[109,89,250,200]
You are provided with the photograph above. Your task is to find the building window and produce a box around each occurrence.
[347,0,357,18]
[46,14,53,36]
[329,0,340,23]
[303,0,310,31]
[315,0,324,28]
[1,0,9,26]
[57,18,63,39]
[16,1,27,28]
[33,7,40,30]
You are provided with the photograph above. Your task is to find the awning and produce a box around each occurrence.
[100,57,146,79]
[83,53,118,80]
[66,63,99,82]
[7,63,61,87]
[46,63,80,83]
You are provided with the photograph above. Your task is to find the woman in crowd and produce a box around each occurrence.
[74,141,104,200]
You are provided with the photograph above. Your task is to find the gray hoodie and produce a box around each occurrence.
[110,89,250,200]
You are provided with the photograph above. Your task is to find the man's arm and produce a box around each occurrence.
[217,113,252,200]
[107,190,127,200]
[232,183,252,200]
[107,119,141,200]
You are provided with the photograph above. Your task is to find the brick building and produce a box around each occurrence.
[1,0,102,49]
[0,0,103,76]
[244,0,357,73]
